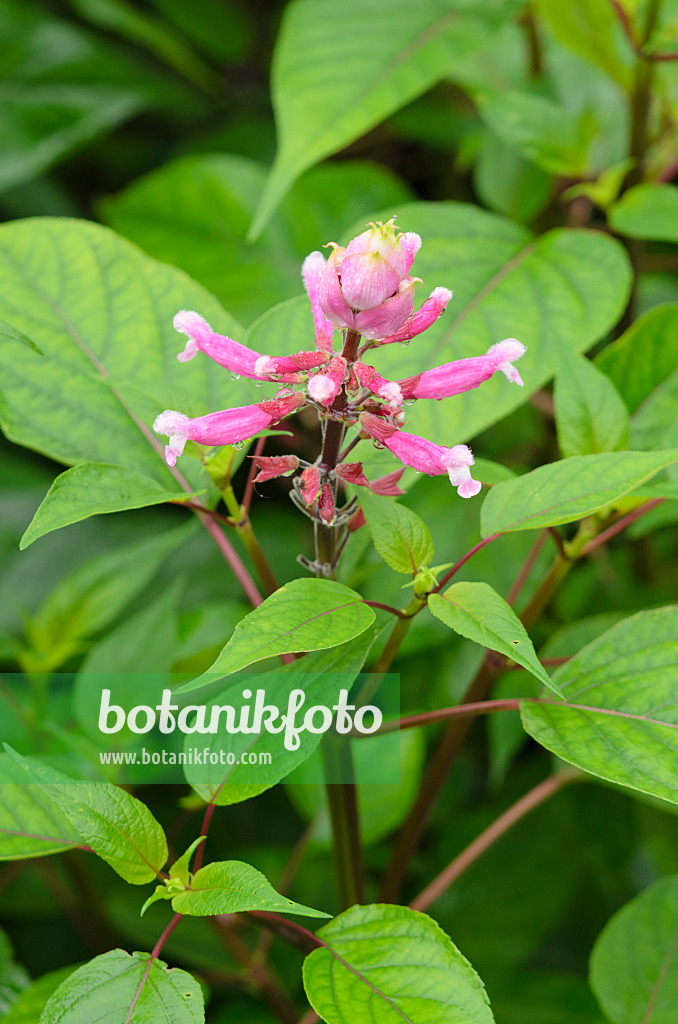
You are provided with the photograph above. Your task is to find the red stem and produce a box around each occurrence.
[125,913,183,1022]
[192,802,217,874]
[580,499,664,556]
[363,600,407,618]
[410,770,581,912]
[432,534,502,593]
[506,530,547,606]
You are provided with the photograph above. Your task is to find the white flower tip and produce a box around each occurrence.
[177,338,198,363]
[302,250,326,280]
[489,339,526,386]
[254,355,276,378]
[165,446,178,467]
[308,374,335,405]
[153,409,189,437]
[382,382,403,406]
[456,476,482,499]
[430,287,453,307]
[446,444,474,468]
[173,310,211,338]
[400,231,422,254]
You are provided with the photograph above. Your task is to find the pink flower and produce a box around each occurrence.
[399,339,526,400]
[318,220,422,339]
[375,287,452,347]
[173,311,328,381]
[369,468,405,496]
[360,412,481,498]
[336,462,371,487]
[153,393,305,467]
[308,357,347,406]
[302,252,335,352]
[336,462,406,496]
[251,455,299,483]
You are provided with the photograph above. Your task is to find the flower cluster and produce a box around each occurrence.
[154,218,525,522]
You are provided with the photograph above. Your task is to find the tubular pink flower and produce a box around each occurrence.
[302,252,335,352]
[153,393,305,467]
[308,356,347,406]
[375,287,452,346]
[399,338,526,400]
[354,277,418,340]
[359,412,481,498]
[354,361,402,407]
[174,311,326,382]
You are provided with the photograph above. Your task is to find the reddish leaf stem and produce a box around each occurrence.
[580,499,664,555]
[410,770,581,912]
[125,912,183,1022]
[432,533,503,593]
[506,530,548,606]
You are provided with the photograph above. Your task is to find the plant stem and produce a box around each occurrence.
[370,698,523,736]
[321,731,364,908]
[211,918,299,1024]
[222,482,279,596]
[431,534,502,594]
[410,769,581,912]
[125,913,183,1022]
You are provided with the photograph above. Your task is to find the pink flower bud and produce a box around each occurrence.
[399,338,526,400]
[153,393,304,467]
[359,412,481,498]
[254,350,329,377]
[302,252,335,352]
[399,232,422,272]
[299,466,321,505]
[369,468,405,496]
[354,361,402,407]
[318,484,335,524]
[307,357,346,406]
[339,252,402,311]
[375,287,452,347]
[336,462,371,487]
[251,455,300,483]
[354,277,418,340]
[347,507,366,532]
[319,246,356,331]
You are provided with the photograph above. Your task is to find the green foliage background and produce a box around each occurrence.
[1,1,678,1022]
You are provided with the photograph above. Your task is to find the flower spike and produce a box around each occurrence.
[375,287,452,347]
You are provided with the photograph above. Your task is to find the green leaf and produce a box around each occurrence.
[596,304,678,450]
[20,463,190,549]
[590,876,678,1024]
[303,903,495,1024]
[359,491,434,574]
[250,0,517,236]
[609,183,678,242]
[4,748,168,883]
[473,131,551,223]
[0,218,247,485]
[40,950,204,1023]
[428,582,558,693]
[168,836,206,887]
[345,203,631,445]
[0,320,42,355]
[184,633,375,805]
[480,449,678,535]
[0,752,81,860]
[553,351,629,457]
[178,579,375,691]
[22,523,192,673]
[534,0,632,88]
[0,929,29,1016]
[172,860,329,918]
[2,966,76,1024]
[101,154,413,325]
[477,91,591,176]
[521,606,678,806]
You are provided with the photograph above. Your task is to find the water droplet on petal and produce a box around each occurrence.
[233,441,245,450]
[231,374,241,381]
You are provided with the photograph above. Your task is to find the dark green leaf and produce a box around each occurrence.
[553,351,629,457]
[480,449,678,535]
[178,579,375,691]
[609,183,678,242]
[521,606,678,805]
[0,752,81,861]
[590,876,678,1024]
[359,491,434,574]
[303,903,495,1024]
[40,950,204,1023]
[20,463,191,549]
[172,860,329,918]
[428,582,558,692]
